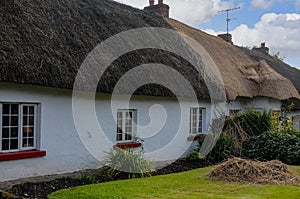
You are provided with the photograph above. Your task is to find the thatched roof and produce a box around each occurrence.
[1,0,299,102]
[166,18,300,101]
[0,0,210,99]
[240,47,300,109]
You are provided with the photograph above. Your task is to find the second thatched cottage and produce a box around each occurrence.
[0,0,299,181]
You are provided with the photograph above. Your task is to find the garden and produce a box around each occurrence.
[2,104,300,199]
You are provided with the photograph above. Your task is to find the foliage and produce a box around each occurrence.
[288,130,300,138]
[198,133,235,164]
[49,166,300,199]
[271,102,298,134]
[185,150,204,162]
[0,191,16,199]
[242,131,300,165]
[196,109,272,163]
[103,148,154,179]
[80,174,97,184]
[224,109,272,137]
[133,136,145,151]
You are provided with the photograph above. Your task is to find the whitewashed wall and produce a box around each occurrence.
[0,82,284,181]
[226,97,282,115]
[0,83,212,181]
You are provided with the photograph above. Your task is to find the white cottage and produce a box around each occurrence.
[0,0,299,181]
[241,43,300,130]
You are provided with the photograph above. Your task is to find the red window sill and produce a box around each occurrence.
[113,142,142,149]
[187,134,204,141]
[0,150,46,162]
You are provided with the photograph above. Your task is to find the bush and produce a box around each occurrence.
[80,174,97,184]
[103,148,154,179]
[288,130,300,138]
[271,102,299,134]
[242,132,300,165]
[224,109,271,137]
[185,151,204,162]
[197,133,235,164]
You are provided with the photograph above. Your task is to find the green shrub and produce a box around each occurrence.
[242,132,300,165]
[271,102,297,133]
[0,191,16,199]
[287,130,300,138]
[224,109,271,137]
[197,133,235,164]
[185,151,205,162]
[80,174,97,184]
[103,148,154,179]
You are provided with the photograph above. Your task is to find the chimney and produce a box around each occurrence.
[144,0,170,18]
[253,42,269,54]
[149,0,154,6]
[217,33,233,44]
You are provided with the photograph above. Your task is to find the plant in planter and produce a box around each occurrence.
[103,147,154,179]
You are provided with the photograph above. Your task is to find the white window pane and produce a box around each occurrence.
[125,133,132,141]
[116,133,122,141]
[2,104,20,151]
[2,104,10,114]
[190,108,205,134]
[10,138,18,150]
[117,112,122,119]
[2,139,9,150]
[21,105,36,149]
[116,110,135,141]
[11,104,19,114]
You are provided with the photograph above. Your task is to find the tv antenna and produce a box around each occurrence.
[218,7,240,35]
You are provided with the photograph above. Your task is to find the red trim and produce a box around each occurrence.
[0,150,46,161]
[113,142,142,149]
[187,134,204,141]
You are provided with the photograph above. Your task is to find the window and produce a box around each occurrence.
[190,108,205,134]
[0,103,38,152]
[116,110,136,142]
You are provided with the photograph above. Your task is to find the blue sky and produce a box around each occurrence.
[115,0,300,69]
[199,1,298,30]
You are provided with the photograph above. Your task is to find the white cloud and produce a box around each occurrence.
[203,29,222,35]
[114,0,234,25]
[205,13,300,68]
[229,13,300,67]
[250,0,274,10]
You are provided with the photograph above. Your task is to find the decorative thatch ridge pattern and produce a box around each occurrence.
[241,47,300,109]
[166,18,300,101]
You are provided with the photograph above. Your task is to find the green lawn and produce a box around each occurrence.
[48,166,300,199]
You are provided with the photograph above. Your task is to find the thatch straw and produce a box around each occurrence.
[207,158,300,185]
[0,0,210,99]
[167,19,300,101]
[240,47,300,109]
[1,0,299,102]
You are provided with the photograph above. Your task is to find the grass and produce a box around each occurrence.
[48,166,300,199]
